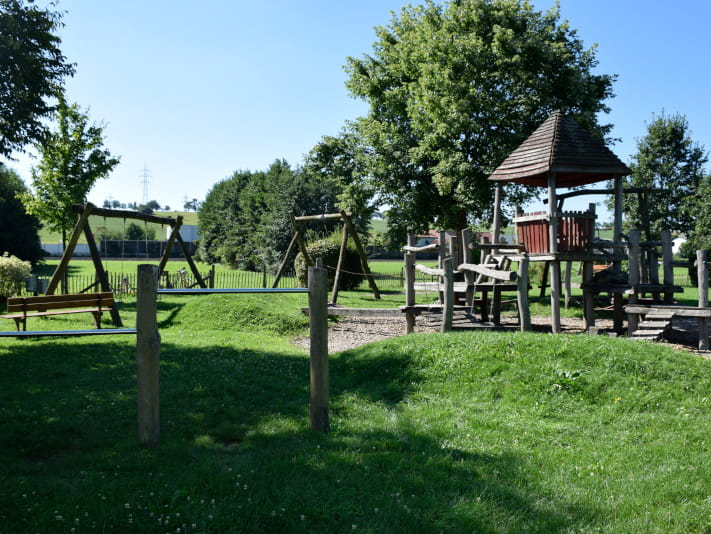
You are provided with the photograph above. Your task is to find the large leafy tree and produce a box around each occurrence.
[345,0,615,238]
[688,174,711,252]
[199,160,342,270]
[621,112,707,240]
[0,163,43,263]
[0,0,75,157]
[20,98,120,246]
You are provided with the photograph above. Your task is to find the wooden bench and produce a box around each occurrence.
[1,292,115,331]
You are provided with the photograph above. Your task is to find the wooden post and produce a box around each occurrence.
[548,173,561,333]
[308,265,329,432]
[405,234,416,334]
[583,261,595,331]
[517,254,531,331]
[441,257,454,333]
[209,265,215,289]
[697,250,709,351]
[564,261,573,309]
[492,183,503,245]
[136,264,160,446]
[661,230,674,304]
[331,222,349,304]
[613,176,624,267]
[627,230,641,335]
[461,229,475,308]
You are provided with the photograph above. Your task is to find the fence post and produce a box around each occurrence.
[136,264,160,446]
[698,250,708,351]
[308,265,329,432]
[627,230,641,335]
[661,230,674,304]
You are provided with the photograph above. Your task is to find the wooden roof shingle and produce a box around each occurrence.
[488,111,631,188]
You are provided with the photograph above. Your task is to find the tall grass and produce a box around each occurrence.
[0,291,709,533]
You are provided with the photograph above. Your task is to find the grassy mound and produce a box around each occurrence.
[0,311,709,532]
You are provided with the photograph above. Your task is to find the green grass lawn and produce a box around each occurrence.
[0,288,709,533]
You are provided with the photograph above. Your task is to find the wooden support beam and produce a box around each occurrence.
[272,231,299,288]
[458,263,517,282]
[330,221,349,304]
[291,212,313,268]
[517,255,531,331]
[84,222,123,326]
[175,232,207,288]
[405,234,416,334]
[46,203,96,295]
[72,203,177,225]
[157,216,182,275]
[548,173,561,333]
[340,211,380,300]
[441,257,454,333]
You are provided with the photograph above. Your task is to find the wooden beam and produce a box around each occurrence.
[84,222,123,327]
[330,222,349,304]
[157,216,182,275]
[72,203,177,225]
[295,212,344,222]
[340,211,380,299]
[458,263,517,282]
[175,232,207,288]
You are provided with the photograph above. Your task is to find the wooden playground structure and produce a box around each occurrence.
[272,210,380,303]
[44,202,207,326]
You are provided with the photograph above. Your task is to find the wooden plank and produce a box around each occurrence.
[403,243,439,253]
[458,263,517,282]
[0,328,136,338]
[339,211,380,300]
[625,306,711,318]
[294,212,343,221]
[72,203,177,225]
[415,264,445,277]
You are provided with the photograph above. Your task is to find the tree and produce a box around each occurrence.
[685,173,711,253]
[198,160,342,270]
[344,0,615,240]
[20,97,120,247]
[302,132,374,237]
[0,163,43,262]
[620,112,707,240]
[0,0,75,157]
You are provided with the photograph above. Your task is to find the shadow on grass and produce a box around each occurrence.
[0,338,598,533]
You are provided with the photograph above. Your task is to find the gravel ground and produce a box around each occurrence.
[294,312,711,359]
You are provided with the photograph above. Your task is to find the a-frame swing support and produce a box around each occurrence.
[46,203,207,327]
[272,211,380,303]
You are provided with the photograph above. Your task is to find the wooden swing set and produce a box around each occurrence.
[271,210,380,304]
[46,202,206,326]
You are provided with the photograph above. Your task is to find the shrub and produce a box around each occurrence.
[294,239,363,290]
[0,253,32,303]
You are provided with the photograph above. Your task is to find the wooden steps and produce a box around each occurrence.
[629,310,675,341]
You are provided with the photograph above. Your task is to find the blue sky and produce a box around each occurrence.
[6,0,710,221]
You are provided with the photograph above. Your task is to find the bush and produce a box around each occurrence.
[0,253,31,303]
[294,239,363,290]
